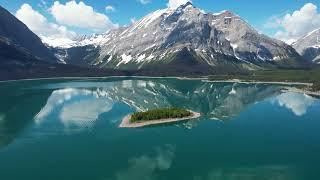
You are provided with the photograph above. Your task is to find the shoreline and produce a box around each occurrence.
[282,87,320,96]
[202,79,313,86]
[2,76,319,95]
[0,76,313,86]
[0,75,205,83]
[119,110,201,128]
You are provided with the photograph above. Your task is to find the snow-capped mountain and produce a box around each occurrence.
[42,33,112,49]
[293,28,320,64]
[51,2,303,73]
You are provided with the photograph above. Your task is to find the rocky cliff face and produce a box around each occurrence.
[293,28,320,64]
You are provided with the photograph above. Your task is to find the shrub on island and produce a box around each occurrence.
[312,82,320,91]
[130,108,192,123]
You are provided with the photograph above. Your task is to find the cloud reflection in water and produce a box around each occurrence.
[106,145,175,180]
[275,92,316,116]
[0,113,5,123]
[194,165,299,180]
[35,88,113,129]
[60,98,112,128]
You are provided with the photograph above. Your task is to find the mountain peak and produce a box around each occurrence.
[168,1,193,10]
[173,1,203,15]
[180,1,193,8]
[212,10,235,17]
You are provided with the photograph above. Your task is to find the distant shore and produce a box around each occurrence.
[119,110,201,128]
[202,79,313,86]
[282,87,320,97]
[0,76,312,85]
[0,75,198,83]
[1,76,319,95]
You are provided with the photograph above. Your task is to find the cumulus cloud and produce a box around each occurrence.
[267,3,320,44]
[50,1,118,31]
[167,0,192,9]
[105,5,115,12]
[15,3,76,39]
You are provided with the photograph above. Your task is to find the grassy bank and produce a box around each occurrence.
[130,108,192,123]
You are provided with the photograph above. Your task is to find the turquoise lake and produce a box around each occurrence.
[0,77,319,180]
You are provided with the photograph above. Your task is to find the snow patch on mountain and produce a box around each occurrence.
[42,33,112,48]
[41,36,77,48]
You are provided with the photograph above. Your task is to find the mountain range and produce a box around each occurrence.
[0,2,319,79]
[50,3,305,73]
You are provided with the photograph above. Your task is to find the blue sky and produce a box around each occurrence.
[1,0,320,43]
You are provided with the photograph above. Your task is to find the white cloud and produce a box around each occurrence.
[105,5,115,12]
[167,0,192,9]
[15,4,76,39]
[50,1,118,31]
[138,0,151,5]
[275,92,315,116]
[267,3,320,44]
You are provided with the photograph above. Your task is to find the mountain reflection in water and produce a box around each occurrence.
[35,79,283,126]
[1,78,318,143]
[0,78,319,180]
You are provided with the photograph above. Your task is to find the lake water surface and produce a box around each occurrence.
[0,77,319,180]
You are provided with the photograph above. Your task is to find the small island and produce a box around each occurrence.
[119,108,200,128]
